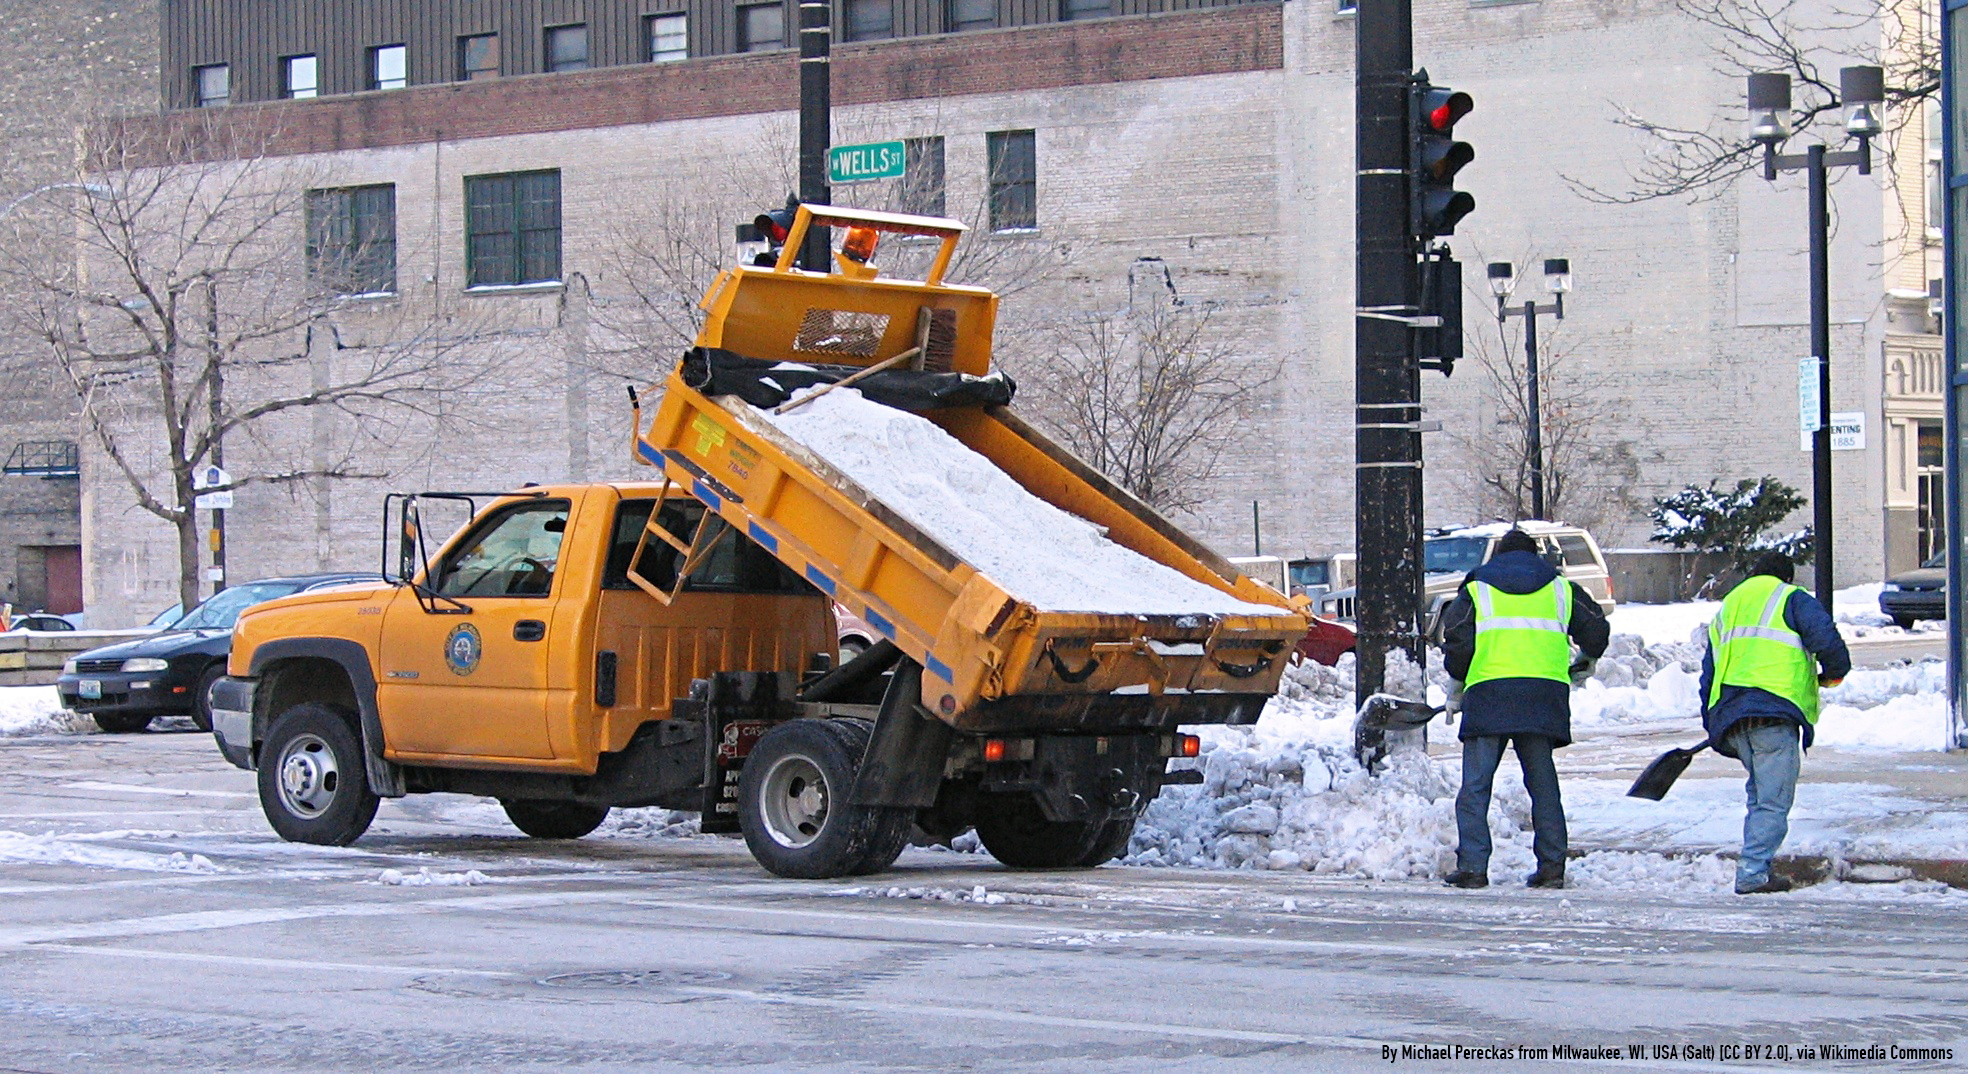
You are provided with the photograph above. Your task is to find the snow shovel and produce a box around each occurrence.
[1627,741,1709,801]
[1354,694,1441,771]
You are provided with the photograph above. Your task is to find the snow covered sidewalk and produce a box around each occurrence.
[1121,623,1968,901]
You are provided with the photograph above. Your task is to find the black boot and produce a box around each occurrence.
[1526,864,1566,889]
[1443,869,1489,889]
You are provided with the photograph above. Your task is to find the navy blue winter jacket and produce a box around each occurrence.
[1440,549,1611,747]
[1698,584,1851,754]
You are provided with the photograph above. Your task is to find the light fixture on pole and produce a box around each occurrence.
[1488,258,1571,521]
[1744,64,1883,609]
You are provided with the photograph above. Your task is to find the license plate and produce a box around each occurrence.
[79,680,101,700]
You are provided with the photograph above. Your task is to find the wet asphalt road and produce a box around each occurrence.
[1,729,1964,1073]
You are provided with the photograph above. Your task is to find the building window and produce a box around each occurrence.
[739,2,785,51]
[371,44,407,90]
[306,185,397,296]
[282,55,318,99]
[1928,103,1944,236]
[647,14,688,62]
[1337,0,1357,12]
[459,33,500,80]
[1061,0,1111,20]
[948,0,996,31]
[546,24,589,72]
[845,0,894,40]
[901,137,946,217]
[987,129,1036,231]
[466,170,562,288]
[194,64,230,108]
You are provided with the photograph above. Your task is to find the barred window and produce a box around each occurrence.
[465,170,562,288]
[306,184,397,296]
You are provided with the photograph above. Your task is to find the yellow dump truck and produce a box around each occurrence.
[212,205,1306,878]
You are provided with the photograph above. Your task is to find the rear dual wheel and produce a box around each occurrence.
[974,792,1136,869]
[738,718,911,879]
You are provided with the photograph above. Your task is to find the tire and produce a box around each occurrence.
[93,713,153,734]
[256,703,379,846]
[974,792,1136,869]
[190,664,225,733]
[502,799,610,839]
[738,718,910,879]
[1893,615,1916,629]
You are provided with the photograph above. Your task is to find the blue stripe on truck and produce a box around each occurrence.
[925,655,953,681]
[864,609,895,638]
[804,566,836,595]
[747,521,778,552]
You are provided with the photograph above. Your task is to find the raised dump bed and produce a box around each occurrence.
[636,205,1305,734]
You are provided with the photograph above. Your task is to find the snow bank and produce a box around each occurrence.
[763,389,1286,617]
[376,866,492,886]
[0,686,91,736]
[1608,602,1717,648]
[0,830,217,873]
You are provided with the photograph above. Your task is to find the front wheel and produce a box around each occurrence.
[738,718,910,879]
[502,799,610,839]
[974,792,1136,869]
[93,713,153,734]
[190,664,225,733]
[257,703,379,846]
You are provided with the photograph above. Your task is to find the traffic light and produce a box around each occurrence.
[1416,252,1463,377]
[736,196,801,266]
[1410,74,1474,241]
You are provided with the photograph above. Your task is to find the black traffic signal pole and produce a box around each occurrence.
[1355,0,1424,701]
[798,0,831,272]
[1806,143,1835,608]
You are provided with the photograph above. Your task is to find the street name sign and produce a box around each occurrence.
[828,141,907,185]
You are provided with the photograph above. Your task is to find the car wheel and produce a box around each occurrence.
[92,713,153,734]
[1892,614,1916,629]
[502,799,610,839]
[256,703,379,846]
[737,718,910,879]
[190,664,225,734]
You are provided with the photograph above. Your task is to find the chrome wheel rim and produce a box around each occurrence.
[276,733,340,819]
[758,753,830,849]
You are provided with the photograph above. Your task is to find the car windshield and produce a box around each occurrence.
[170,581,305,631]
[1424,537,1489,574]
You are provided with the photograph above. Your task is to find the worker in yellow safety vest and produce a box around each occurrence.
[1700,552,1849,895]
[1439,528,1609,891]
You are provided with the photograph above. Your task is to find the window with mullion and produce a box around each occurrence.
[1061,0,1111,20]
[987,129,1036,231]
[739,2,786,51]
[948,0,996,31]
[459,33,500,80]
[647,13,688,61]
[306,184,397,296]
[845,0,894,41]
[466,170,562,288]
[546,24,589,72]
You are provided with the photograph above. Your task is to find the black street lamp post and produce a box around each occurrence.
[1745,65,1884,608]
[1487,258,1572,521]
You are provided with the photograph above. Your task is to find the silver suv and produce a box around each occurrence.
[1316,522,1616,641]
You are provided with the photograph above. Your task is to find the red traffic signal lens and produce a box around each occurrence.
[1426,90,1473,132]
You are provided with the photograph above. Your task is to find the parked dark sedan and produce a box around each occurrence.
[1879,552,1947,629]
[57,573,379,734]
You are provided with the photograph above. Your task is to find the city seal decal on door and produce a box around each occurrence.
[444,623,483,676]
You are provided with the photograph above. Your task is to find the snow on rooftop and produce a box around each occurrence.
[762,388,1288,617]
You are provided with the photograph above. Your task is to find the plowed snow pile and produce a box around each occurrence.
[0,686,91,736]
[763,389,1287,617]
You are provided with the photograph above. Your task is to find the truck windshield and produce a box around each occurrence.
[1423,537,1488,574]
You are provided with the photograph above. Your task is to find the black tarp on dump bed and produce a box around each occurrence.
[681,347,1016,412]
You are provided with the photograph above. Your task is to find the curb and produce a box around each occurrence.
[1567,846,1968,890]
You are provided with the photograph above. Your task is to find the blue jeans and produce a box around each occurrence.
[1455,734,1566,874]
[1728,722,1801,887]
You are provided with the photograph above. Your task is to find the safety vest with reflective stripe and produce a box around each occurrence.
[1465,579,1574,687]
[1707,574,1820,723]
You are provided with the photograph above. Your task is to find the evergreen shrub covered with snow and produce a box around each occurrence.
[1648,477,1811,570]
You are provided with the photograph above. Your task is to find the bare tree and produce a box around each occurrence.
[1447,305,1645,530]
[1567,0,1934,203]
[0,113,498,612]
[1015,271,1273,515]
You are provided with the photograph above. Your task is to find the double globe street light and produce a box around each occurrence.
[1745,64,1885,607]
[1486,258,1573,521]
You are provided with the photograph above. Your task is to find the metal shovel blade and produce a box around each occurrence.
[1353,694,1442,771]
[1627,742,1709,801]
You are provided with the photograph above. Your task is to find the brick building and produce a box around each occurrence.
[0,1,155,620]
[66,0,1942,624]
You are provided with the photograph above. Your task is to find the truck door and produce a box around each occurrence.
[376,496,575,763]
